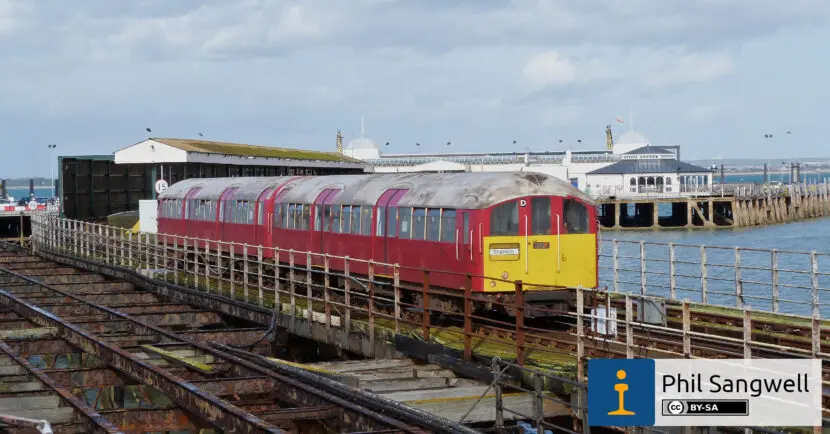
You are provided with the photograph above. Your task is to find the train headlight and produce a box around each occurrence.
[501,271,509,279]
[489,281,497,288]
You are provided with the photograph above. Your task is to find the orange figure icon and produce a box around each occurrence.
[608,369,635,416]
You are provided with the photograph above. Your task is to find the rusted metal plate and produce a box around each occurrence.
[19,292,162,305]
[99,407,202,432]
[0,289,286,434]
[0,341,122,433]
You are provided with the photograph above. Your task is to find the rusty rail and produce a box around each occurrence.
[0,340,122,434]
[0,245,472,434]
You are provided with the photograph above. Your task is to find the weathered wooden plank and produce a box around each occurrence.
[0,394,60,410]
[315,358,416,372]
[407,392,569,424]
[382,385,494,402]
[0,327,58,339]
[360,378,479,394]
[0,407,75,424]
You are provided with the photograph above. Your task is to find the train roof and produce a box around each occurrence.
[159,172,594,209]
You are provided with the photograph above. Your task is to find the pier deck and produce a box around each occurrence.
[597,182,830,230]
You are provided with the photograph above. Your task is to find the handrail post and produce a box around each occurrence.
[463,276,473,362]
[700,245,708,304]
[343,257,352,346]
[203,239,209,291]
[612,240,619,292]
[682,300,691,358]
[305,252,312,326]
[393,265,401,333]
[288,249,295,333]
[576,285,585,382]
[257,245,264,306]
[735,247,743,308]
[422,270,431,342]
[323,255,331,336]
[639,241,646,295]
[669,242,676,299]
[515,280,525,366]
[368,260,376,357]
[743,308,752,359]
[810,251,819,318]
[230,243,236,298]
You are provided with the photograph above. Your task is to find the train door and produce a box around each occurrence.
[182,187,202,239]
[526,196,560,288]
[254,188,274,247]
[457,210,473,271]
[312,189,339,266]
[555,197,597,288]
[218,187,240,244]
[373,189,408,276]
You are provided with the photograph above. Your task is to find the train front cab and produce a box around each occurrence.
[482,195,597,315]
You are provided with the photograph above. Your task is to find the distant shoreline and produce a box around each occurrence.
[4,186,52,189]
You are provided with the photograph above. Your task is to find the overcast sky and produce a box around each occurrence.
[1,0,829,177]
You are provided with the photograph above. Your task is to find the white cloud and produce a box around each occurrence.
[0,0,28,36]
[522,51,577,89]
[0,1,828,177]
[645,52,735,89]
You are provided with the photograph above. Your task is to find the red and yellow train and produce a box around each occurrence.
[157,172,598,317]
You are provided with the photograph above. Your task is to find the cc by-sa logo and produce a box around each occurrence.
[667,400,685,415]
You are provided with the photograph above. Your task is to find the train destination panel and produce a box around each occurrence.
[588,358,821,427]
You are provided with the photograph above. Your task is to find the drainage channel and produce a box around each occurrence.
[0,245,475,434]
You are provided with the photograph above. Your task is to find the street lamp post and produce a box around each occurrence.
[47,144,57,199]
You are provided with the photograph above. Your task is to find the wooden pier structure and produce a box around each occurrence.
[598,183,830,230]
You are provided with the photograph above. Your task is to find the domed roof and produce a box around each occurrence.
[615,130,649,145]
[346,137,379,150]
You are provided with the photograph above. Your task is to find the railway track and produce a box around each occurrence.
[0,242,478,434]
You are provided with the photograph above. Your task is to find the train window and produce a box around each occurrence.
[314,205,323,231]
[323,205,332,231]
[351,206,362,234]
[286,204,295,229]
[564,199,589,234]
[342,206,352,233]
[398,208,411,239]
[386,207,397,237]
[361,207,373,235]
[412,208,426,240]
[300,204,310,230]
[426,209,440,241]
[440,210,456,243]
[376,208,385,236]
[331,205,342,233]
[490,201,519,236]
[531,197,552,235]
[463,213,469,244]
[274,204,283,228]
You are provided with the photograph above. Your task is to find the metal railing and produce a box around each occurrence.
[599,239,829,317]
[27,214,828,431]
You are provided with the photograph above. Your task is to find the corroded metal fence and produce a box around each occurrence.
[28,214,830,430]
[599,239,830,317]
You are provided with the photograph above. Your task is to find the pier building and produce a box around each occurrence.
[58,138,365,221]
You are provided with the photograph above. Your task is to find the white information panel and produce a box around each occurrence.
[654,359,821,426]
